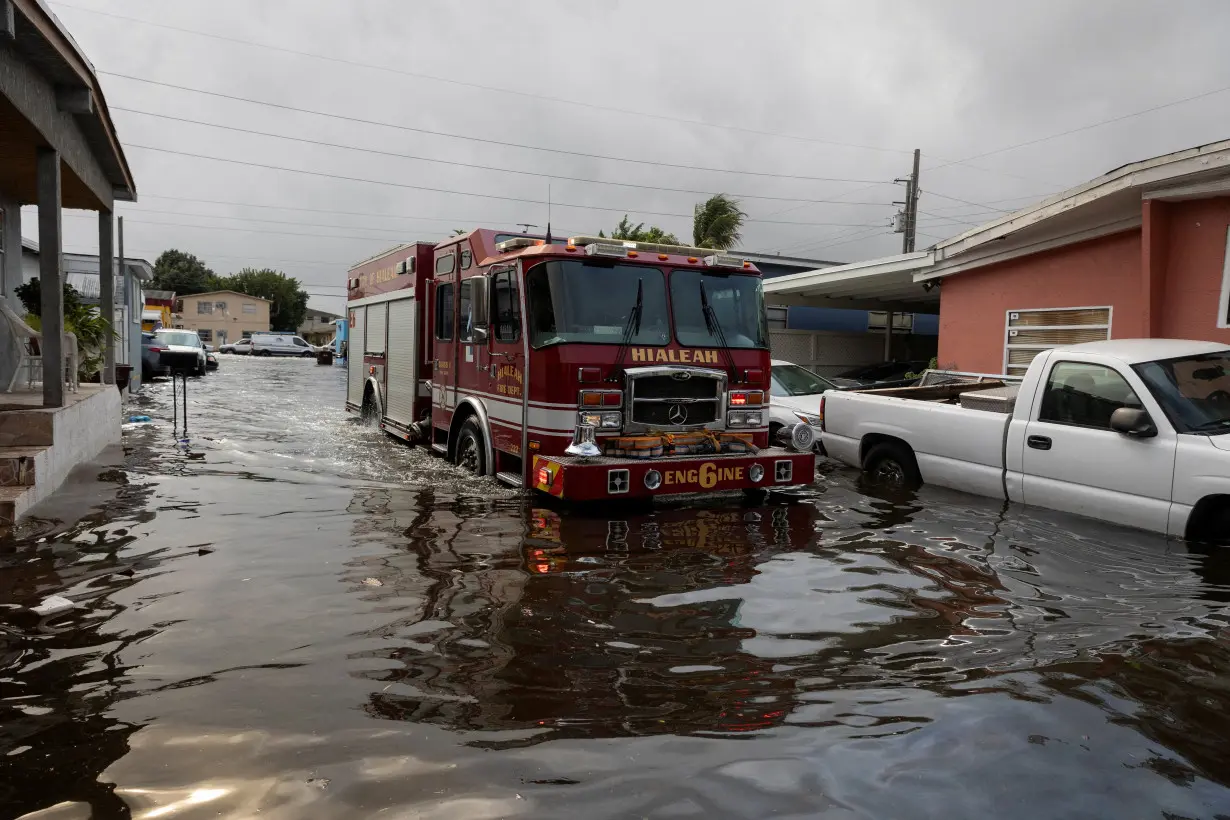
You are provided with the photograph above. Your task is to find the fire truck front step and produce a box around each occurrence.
[430,442,447,455]
[495,471,522,488]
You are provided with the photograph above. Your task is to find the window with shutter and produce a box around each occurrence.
[1004,307,1111,376]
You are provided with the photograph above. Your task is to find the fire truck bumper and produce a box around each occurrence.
[530,448,817,501]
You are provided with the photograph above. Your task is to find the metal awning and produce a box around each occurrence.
[762,251,937,312]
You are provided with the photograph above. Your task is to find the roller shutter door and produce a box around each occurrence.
[347,306,366,406]
[384,298,418,426]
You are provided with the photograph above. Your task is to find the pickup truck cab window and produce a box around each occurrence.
[1038,361,1142,429]
[1133,351,1230,434]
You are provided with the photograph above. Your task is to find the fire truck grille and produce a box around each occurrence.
[632,400,720,427]
[632,375,719,400]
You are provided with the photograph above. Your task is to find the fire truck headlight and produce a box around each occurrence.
[644,470,663,490]
[579,411,622,429]
[748,464,765,483]
[727,410,762,427]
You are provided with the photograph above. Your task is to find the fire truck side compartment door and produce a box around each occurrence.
[347,305,366,407]
[384,297,418,426]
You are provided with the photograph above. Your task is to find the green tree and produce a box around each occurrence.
[598,215,680,244]
[216,268,309,330]
[692,194,746,250]
[151,249,215,295]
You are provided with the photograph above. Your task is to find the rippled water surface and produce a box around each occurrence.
[2,357,1230,819]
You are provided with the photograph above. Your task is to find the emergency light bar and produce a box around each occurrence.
[496,237,543,253]
[568,235,750,268]
[704,254,747,269]
[584,242,630,258]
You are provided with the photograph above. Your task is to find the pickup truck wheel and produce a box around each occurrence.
[864,441,922,490]
[455,419,486,476]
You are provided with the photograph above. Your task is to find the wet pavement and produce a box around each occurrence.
[2,356,1230,819]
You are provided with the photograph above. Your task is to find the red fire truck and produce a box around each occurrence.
[345,230,816,501]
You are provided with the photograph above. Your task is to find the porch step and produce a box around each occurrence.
[495,471,523,488]
[0,485,31,526]
[0,446,46,487]
[0,409,54,448]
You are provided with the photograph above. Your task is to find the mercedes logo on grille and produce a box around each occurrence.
[668,404,689,425]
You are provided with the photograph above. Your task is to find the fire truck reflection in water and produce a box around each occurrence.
[361,501,820,744]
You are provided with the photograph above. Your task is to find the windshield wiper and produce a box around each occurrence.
[608,278,643,382]
[1192,417,1230,432]
[699,278,738,383]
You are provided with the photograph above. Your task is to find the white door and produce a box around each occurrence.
[1020,359,1177,533]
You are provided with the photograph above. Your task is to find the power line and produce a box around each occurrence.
[926,82,1230,174]
[134,194,549,228]
[921,188,1013,212]
[55,1,913,157]
[122,142,887,229]
[101,72,889,186]
[112,106,892,206]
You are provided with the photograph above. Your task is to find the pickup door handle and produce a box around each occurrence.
[1027,435,1052,451]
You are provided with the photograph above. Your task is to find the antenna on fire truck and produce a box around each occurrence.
[544,182,553,244]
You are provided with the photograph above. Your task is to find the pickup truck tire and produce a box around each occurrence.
[455,418,486,476]
[863,441,922,490]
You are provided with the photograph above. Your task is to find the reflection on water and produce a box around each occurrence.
[1,358,1229,818]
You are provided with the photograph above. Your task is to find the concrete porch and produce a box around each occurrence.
[0,383,120,526]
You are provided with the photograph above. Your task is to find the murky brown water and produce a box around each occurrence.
[2,357,1230,819]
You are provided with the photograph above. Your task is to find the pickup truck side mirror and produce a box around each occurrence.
[1110,407,1157,438]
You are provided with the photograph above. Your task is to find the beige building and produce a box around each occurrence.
[174,291,271,349]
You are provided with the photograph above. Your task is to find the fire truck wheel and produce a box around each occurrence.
[455,418,486,475]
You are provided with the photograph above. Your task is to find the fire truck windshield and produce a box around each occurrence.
[670,269,768,349]
[527,260,670,348]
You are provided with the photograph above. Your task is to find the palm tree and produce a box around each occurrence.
[692,194,746,250]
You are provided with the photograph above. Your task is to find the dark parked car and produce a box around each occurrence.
[833,359,931,387]
[140,332,171,380]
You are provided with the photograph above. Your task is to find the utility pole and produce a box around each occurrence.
[894,148,921,253]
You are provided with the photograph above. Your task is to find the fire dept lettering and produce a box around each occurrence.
[496,364,523,398]
[662,462,744,489]
[629,348,720,364]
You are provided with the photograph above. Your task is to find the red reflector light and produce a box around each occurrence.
[536,466,552,486]
[578,367,601,383]
[602,392,622,407]
[148,347,163,352]
[730,392,748,406]
[819,396,826,430]
[745,368,763,383]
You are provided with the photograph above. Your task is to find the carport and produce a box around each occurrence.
[1,0,137,406]
[762,251,938,358]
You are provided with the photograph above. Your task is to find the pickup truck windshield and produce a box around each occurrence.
[526,260,669,348]
[772,365,836,397]
[1133,351,1230,433]
[670,270,767,349]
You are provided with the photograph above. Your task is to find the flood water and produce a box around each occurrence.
[3,357,1230,819]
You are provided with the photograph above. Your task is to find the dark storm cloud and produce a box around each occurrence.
[27,0,1230,313]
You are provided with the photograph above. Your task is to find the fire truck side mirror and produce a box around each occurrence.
[471,276,490,338]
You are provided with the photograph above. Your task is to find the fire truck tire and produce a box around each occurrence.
[455,418,486,476]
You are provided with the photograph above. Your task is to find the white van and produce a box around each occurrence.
[250,333,318,357]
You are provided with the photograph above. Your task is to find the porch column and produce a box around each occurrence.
[37,148,63,408]
[883,310,893,360]
[98,209,115,384]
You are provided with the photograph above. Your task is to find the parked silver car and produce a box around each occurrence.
[153,329,208,376]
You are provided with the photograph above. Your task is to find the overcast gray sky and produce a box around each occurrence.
[24,0,1230,315]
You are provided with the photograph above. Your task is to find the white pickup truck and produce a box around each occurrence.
[820,339,1230,540]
